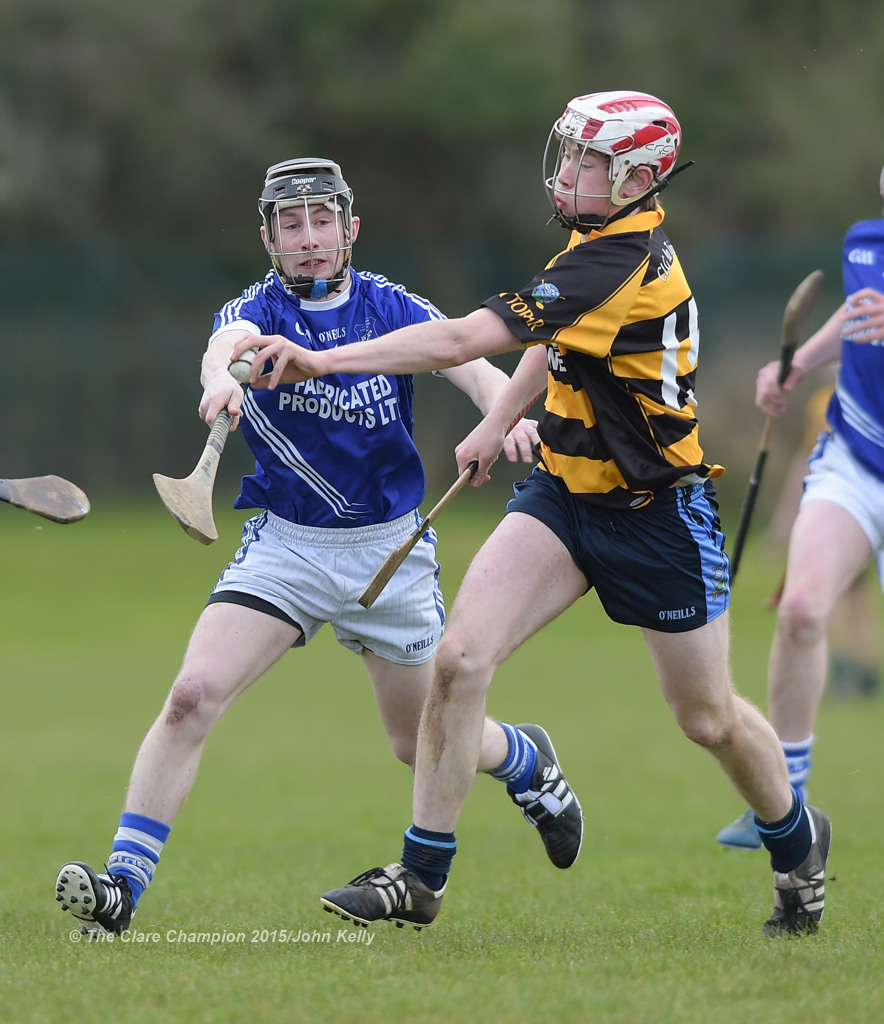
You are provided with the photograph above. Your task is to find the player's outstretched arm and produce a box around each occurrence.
[232,309,520,389]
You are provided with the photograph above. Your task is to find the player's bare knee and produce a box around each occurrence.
[673,706,732,749]
[164,677,205,728]
[389,733,417,770]
[435,635,493,697]
[776,589,828,645]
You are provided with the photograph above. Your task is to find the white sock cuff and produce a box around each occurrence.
[780,735,814,754]
[114,826,167,860]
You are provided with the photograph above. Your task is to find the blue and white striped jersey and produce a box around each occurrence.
[828,218,884,482]
[212,268,445,527]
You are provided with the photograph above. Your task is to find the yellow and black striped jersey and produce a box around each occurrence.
[483,208,723,510]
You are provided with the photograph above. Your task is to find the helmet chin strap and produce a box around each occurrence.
[285,271,345,300]
[551,160,695,233]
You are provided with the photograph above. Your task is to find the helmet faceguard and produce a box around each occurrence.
[259,158,355,299]
[544,91,683,232]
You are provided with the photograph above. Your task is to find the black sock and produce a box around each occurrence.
[755,789,812,872]
[401,825,455,891]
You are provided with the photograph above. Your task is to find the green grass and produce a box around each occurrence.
[1,497,882,1024]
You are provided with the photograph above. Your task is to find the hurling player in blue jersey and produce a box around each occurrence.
[234,94,831,937]
[717,165,884,850]
[54,158,584,937]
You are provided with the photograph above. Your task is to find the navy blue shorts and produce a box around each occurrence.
[506,468,730,632]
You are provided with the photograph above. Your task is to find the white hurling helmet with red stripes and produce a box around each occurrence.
[544,91,682,229]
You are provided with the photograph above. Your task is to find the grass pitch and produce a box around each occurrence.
[1,495,881,1024]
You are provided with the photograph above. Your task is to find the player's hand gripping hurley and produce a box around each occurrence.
[728,269,825,581]
[358,393,542,609]
[0,475,90,523]
[152,411,232,544]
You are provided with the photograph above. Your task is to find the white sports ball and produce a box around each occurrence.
[228,348,257,384]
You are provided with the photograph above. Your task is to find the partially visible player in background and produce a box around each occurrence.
[763,379,881,698]
[54,157,583,936]
[716,164,884,850]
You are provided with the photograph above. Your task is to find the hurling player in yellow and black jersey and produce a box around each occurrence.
[236,91,831,937]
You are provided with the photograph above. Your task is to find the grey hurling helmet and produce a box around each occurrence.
[259,158,355,299]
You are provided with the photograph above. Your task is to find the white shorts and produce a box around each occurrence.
[208,510,444,665]
[802,430,884,583]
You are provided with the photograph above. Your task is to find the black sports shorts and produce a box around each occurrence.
[505,467,730,633]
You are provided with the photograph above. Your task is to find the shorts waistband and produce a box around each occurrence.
[670,473,707,489]
[265,509,421,547]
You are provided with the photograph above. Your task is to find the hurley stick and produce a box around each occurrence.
[357,460,479,610]
[152,410,232,544]
[358,391,543,609]
[0,475,90,523]
[729,269,825,581]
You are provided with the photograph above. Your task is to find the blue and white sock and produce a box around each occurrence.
[106,812,171,908]
[488,723,537,794]
[402,825,456,891]
[781,736,813,804]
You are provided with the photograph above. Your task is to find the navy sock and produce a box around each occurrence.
[755,788,812,872]
[402,825,456,891]
[488,723,537,794]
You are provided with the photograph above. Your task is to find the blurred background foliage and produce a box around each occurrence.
[2,0,883,523]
